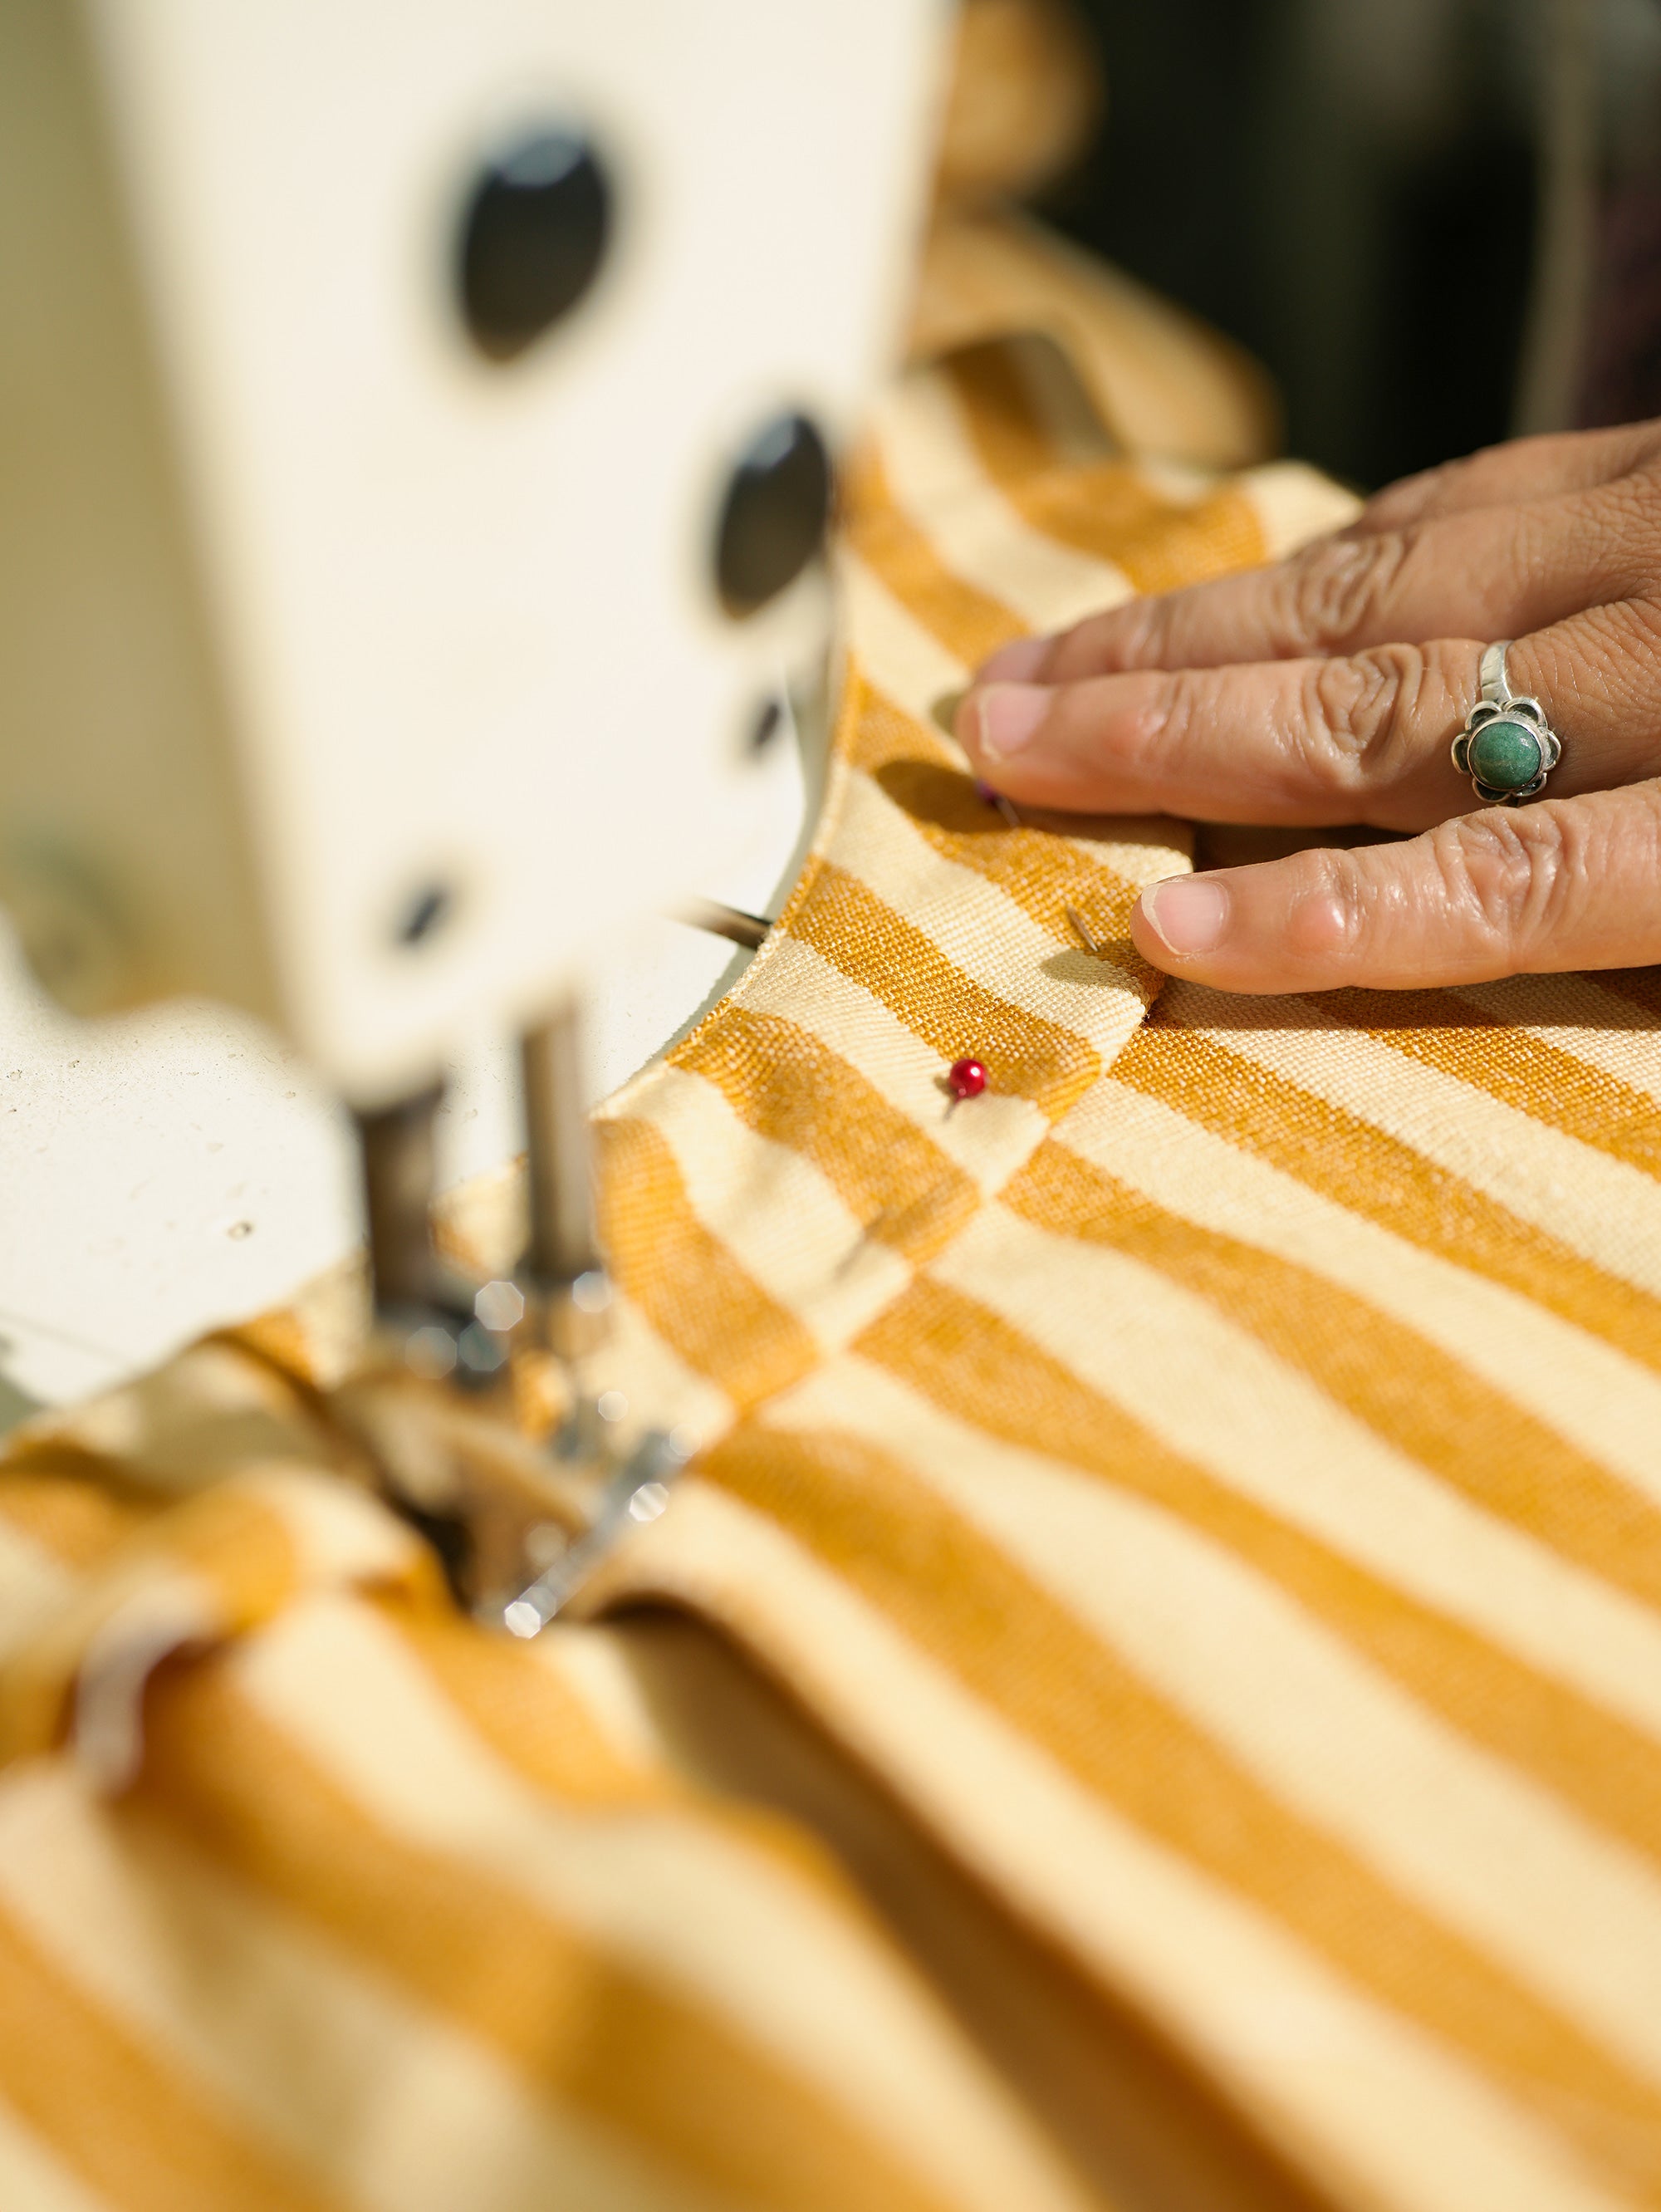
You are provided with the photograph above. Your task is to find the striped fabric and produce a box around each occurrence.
[4,329,1661,2212]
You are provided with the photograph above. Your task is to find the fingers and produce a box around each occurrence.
[1128,781,1661,993]
[1354,421,1661,534]
[976,485,1630,693]
[962,604,1661,828]
[963,641,1477,827]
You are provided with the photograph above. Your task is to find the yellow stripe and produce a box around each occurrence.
[1,1765,730,2212]
[1006,1137,1661,1620]
[699,1412,1661,2183]
[941,346,1268,591]
[240,1599,1090,2212]
[777,1336,1661,1895]
[733,932,1055,1196]
[1,1485,318,1768]
[829,772,1151,1057]
[670,1006,979,1266]
[790,1340,1661,2097]
[138,1644,964,2212]
[620,1063,909,1353]
[873,372,1135,634]
[1453,974,1661,1106]
[937,342,1064,482]
[385,1608,900,1977]
[841,443,1026,669]
[0,1469,148,1568]
[1017,466,1267,596]
[1330,989,1661,1182]
[606,1481,1644,2212]
[1594,969,1661,1025]
[0,1894,338,2212]
[925,1194,1661,1754]
[595,1116,818,1410]
[1115,1016,1661,1376]
[0,2093,115,2212]
[853,1268,1661,1866]
[785,860,1100,1121]
[1053,1073,1661,1511]
[1183,992,1661,1299]
[846,687,1158,989]
[389,1604,681,1810]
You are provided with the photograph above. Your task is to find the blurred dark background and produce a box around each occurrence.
[1043,0,1661,490]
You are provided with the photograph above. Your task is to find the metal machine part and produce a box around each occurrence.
[0,0,948,1619]
[680,900,771,951]
[500,1425,692,1637]
[355,1087,449,1316]
[519,999,609,1360]
[0,0,945,1103]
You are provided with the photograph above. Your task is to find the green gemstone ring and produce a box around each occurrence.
[1451,640,1561,805]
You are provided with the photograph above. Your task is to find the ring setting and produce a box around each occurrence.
[1451,640,1561,804]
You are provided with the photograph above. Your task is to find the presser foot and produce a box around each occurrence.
[345,1001,688,1627]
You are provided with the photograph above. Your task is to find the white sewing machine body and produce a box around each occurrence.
[0,0,943,1107]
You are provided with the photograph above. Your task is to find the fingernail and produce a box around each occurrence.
[1139,875,1231,958]
[974,682,1050,761]
[977,635,1051,684]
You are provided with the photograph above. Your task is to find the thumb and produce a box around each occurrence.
[1129,784,1661,993]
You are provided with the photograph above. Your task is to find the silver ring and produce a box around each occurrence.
[1451,640,1562,805]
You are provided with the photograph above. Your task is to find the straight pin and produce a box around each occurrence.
[973,778,1022,831]
[1066,905,1105,956]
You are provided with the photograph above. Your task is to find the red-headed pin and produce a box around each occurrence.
[947,1057,988,1101]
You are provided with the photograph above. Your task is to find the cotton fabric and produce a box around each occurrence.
[2,331,1660,2212]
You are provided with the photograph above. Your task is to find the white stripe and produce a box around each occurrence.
[928,1209,1661,2085]
[615,1480,1630,2212]
[237,1595,1093,2212]
[1452,974,1661,1109]
[1061,1076,1661,1506]
[740,932,1050,1195]
[873,374,1135,632]
[838,552,971,728]
[0,2097,109,2212]
[831,569,1189,904]
[619,1063,909,1353]
[832,770,1146,1052]
[1179,987,1661,1299]
[932,1194,1661,1747]
[529,1623,673,1776]
[236,1467,422,1588]
[0,1765,713,2212]
[1130,456,1218,505]
[0,1514,76,1665]
[434,1155,525,1283]
[1236,462,1362,557]
[598,1288,735,1459]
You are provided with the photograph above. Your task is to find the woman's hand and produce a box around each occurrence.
[954,422,1661,992]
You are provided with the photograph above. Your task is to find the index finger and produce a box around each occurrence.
[978,488,1627,690]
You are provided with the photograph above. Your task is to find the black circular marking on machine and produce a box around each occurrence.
[394,882,453,949]
[457,127,611,362]
[747,696,786,755]
[713,414,832,618]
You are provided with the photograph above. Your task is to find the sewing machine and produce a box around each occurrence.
[0,0,945,1610]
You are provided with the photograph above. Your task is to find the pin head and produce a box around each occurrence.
[947,1057,988,1101]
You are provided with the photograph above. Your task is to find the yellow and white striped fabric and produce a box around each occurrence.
[6,331,1661,2212]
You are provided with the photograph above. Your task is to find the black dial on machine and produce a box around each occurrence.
[713,413,832,619]
[457,127,611,363]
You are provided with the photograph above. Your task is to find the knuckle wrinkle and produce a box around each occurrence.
[1279,533,1409,651]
